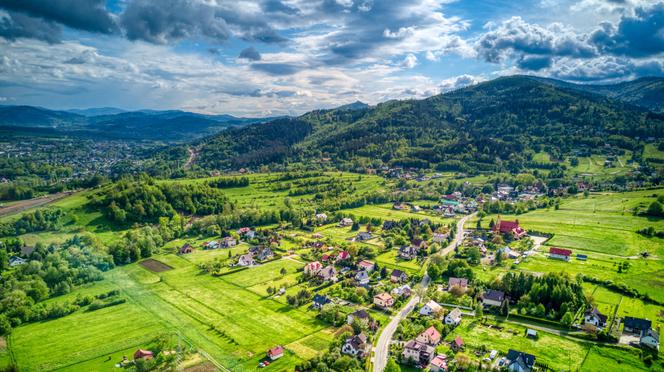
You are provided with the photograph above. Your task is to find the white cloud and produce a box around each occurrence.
[400,53,418,68]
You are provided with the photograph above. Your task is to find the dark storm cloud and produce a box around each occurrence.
[590,3,664,57]
[250,62,303,75]
[0,0,118,34]
[120,0,231,44]
[239,47,262,61]
[0,11,61,44]
[517,55,552,70]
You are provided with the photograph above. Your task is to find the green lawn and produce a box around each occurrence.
[581,346,652,371]
[374,249,422,274]
[342,203,456,225]
[9,255,332,371]
[476,189,664,257]
[448,319,588,371]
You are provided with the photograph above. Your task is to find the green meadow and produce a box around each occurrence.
[8,254,333,371]
[476,189,664,257]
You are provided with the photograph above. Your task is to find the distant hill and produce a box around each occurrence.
[0,106,280,142]
[193,75,664,172]
[67,107,127,116]
[529,76,664,113]
[0,105,87,128]
[334,101,370,111]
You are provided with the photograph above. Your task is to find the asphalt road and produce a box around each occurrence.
[372,213,474,371]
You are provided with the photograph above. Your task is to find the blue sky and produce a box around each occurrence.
[0,0,663,116]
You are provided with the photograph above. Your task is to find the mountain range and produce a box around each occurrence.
[0,106,281,141]
[191,75,664,173]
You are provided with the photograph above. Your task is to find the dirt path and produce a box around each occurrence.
[0,191,71,218]
[184,147,197,170]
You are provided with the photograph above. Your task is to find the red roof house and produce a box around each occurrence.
[493,218,527,239]
[549,247,572,261]
[451,336,464,351]
[267,345,284,360]
[134,349,154,360]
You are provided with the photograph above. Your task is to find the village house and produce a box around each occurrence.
[221,236,237,248]
[549,247,572,261]
[416,326,441,346]
[444,308,462,326]
[304,261,323,275]
[391,284,412,298]
[312,294,332,310]
[482,289,506,308]
[428,355,448,372]
[505,349,536,372]
[411,238,428,250]
[339,217,354,227]
[237,227,256,239]
[493,218,527,239]
[178,243,194,254]
[399,245,419,260]
[355,270,370,285]
[347,309,372,325]
[390,269,408,283]
[336,250,351,262]
[357,260,375,272]
[374,292,394,308]
[9,256,26,267]
[341,333,369,357]
[267,345,284,360]
[640,328,660,350]
[256,247,274,261]
[134,349,154,360]
[318,265,337,282]
[203,240,220,249]
[402,340,435,365]
[315,213,328,223]
[237,253,255,267]
[584,308,608,328]
[355,232,373,241]
[623,317,652,334]
[312,232,323,239]
[448,277,468,290]
[382,220,397,230]
[433,232,449,243]
[450,336,464,351]
[420,300,442,316]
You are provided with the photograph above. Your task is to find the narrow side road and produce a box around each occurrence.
[372,213,474,371]
[183,147,197,170]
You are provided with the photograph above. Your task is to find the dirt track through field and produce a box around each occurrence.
[0,192,71,218]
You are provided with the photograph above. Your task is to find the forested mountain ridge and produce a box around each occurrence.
[531,76,664,113]
[191,75,664,173]
[0,106,279,141]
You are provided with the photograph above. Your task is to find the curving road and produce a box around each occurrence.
[372,213,474,371]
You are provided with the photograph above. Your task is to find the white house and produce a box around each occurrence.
[420,300,442,316]
[9,256,26,267]
[433,232,448,243]
[341,333,368,357]
[339,217,354,227]
[315,213,328,222]
[640,328,660,350]
[482,289,506,307]
[237,254,255,267]
[584,308,607,328]
[355,270,370,285]
[444,307,462,326]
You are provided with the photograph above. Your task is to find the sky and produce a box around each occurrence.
[0,0,663,116]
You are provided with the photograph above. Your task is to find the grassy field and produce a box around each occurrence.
[374,249,423,274]
[580,346,652,371]
[342,203,456,225]
[9,255,333,371]
[475,189,664,257]
[448,319,589,371]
